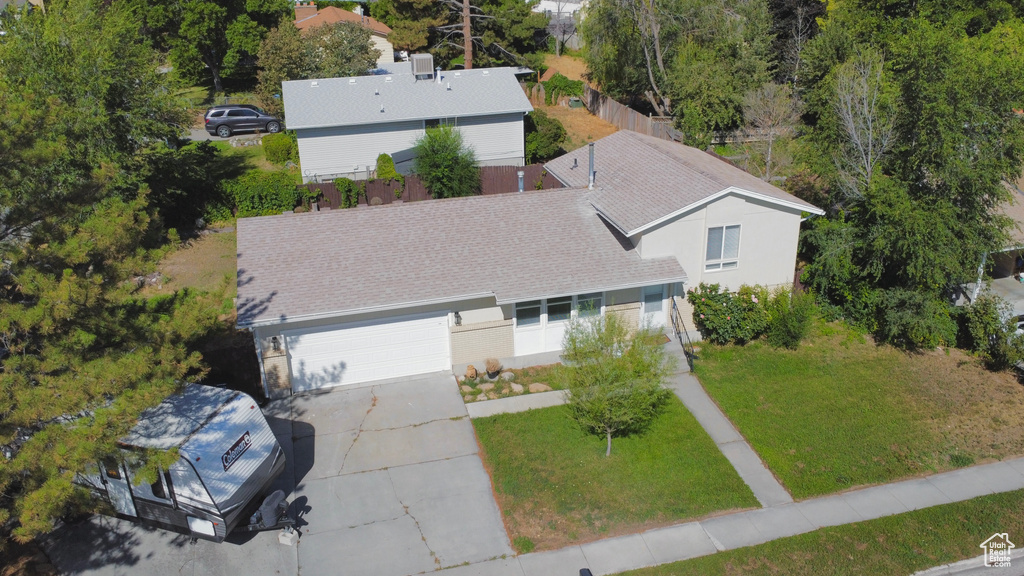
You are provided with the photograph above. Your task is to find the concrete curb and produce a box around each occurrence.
[911,549,1024,575]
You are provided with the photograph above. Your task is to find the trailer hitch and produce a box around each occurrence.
[241,489,296,532]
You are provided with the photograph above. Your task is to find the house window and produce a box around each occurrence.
[577,292,603,317]
[425,118,453,129]
[547,296,573,322]
[705,225,740,271]
[516,300,541,326]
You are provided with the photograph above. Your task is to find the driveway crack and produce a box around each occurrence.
[388,470,441,569]
[337,390,377,475]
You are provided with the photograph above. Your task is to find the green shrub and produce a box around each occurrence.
[334,177,362,208]
[513,536,535,553]
[874,288,956,350]
[413,125,480,199]
[524,109,567,163]
[688,283,770,345]
[542,72,583,105]
[375,153,404,198]
[263,131,297,165]
[766,289,817,349]
[225,170,299,217]
[957,293,1024,370]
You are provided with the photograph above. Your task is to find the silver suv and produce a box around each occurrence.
[204,105,282,138]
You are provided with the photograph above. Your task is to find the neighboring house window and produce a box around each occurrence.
[705,225,740,271]
[577,292,602,317]
[547,296,572,322]
[516,300,541,326]
[425,118,453,129]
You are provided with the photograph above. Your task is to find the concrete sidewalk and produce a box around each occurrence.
[440,457,1024,576]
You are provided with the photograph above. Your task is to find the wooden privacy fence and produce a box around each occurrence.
[301,164,564,210]
[583,84,683,143]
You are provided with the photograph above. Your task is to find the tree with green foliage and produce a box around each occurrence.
[226,170,300,217]
[256,19,380,116]
[558,313,674,457]
[524,109,567,164]
[958,293,1024,370]
[370,0,446,52]
[134,0,291,92]
[413,125,481,198]
[0,0,219,541]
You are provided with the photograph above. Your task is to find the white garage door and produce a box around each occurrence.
[283,312,450,393]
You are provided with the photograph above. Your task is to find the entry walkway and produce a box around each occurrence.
[439,457,1024,576]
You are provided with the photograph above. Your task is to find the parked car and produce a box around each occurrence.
[205,105,282,138]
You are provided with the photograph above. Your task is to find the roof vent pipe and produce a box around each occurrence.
[588,142,595,189]
[436,66,442,84]
[517,170,525,193]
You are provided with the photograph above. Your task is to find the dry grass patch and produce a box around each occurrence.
[543,105,618,151]
[543,54,590,82]
[148,230,237,297]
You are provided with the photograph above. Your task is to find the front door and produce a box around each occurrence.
[642,285,666,328]
[102,461,137,518]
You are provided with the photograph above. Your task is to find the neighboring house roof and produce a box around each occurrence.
[545,131,825,237]
[282,67,533,130]
[236,188,686,328]
[295,6,392,37]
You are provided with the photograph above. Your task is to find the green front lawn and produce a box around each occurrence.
[619,489,1024,575]
[473,397,759,551]
[694,320,1024,498]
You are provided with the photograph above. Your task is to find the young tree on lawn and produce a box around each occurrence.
[558,313,674,457]
[413,125,481,199]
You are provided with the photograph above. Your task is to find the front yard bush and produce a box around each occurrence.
[957,293,1024,370]
[687,283,770,344]
[766,288,817,349]
[226,169,299,217]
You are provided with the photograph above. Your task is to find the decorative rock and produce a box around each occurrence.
[486,392,499,400]
[460,385,473,393]
[528,383,552,393]
[465,365,478,379]
[500,371,515,381]
[478,382,495,392]
[463,395,475,402]
[510,383,524,394]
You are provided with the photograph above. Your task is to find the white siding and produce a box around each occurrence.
[370,35,395,67]
[295,113,526,183]
[637,193,802,291]
[454,113,526,166]
[296,121,422,183]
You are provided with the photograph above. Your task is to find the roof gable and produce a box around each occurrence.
[282,67,533,130]
[295,6,392,36]
[544,131,824,236]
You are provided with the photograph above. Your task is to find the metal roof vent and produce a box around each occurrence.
[411,53,434,79]
[349,78,356,84]
[447,82,451,91]
[384,76,393,83]
[310,81,318,87]
[380,103,385,113]
[374,88,379,95]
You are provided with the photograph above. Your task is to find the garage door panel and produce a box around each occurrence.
[284,312,450,392]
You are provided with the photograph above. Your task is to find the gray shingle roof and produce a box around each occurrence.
[236,189,686,327]
[282,67,533,130]
[545,131,824,236]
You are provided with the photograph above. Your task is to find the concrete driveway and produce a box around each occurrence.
[41,373,513,576]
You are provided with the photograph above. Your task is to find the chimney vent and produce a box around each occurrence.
[588,143,595,189]
[380,103,385,113]
[436,66,442,84]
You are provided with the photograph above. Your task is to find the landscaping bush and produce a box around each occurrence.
[524,109,567,163]
[957,293,1024,370]
[874,288,957,350]
[413,125,480,199]
[766,289,817,349]
[687,283,770,344]
[542,72,583,105]
[375,153,404,199]
[263,131,297,165]
[225,170,299,217]
[334,177,362,208]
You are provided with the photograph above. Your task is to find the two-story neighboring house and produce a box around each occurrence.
[282,58,533,183]
[236,130,823,397]
[293,2,395,69]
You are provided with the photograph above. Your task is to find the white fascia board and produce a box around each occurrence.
[542,166,575,189]
[620,186,827,238]
[287,108,533,131]
[494,275,689,306]
[236,292,495,329]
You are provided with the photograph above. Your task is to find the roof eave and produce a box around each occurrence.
[285,107,533,131]
[494,274,690,306]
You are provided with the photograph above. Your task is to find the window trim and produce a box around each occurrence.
[704,224,741,272]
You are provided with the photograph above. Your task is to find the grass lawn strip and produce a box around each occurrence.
[694,320,1024,498]
[617,489,1024,575]
[473,397,759,551]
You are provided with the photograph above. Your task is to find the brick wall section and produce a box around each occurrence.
[606,302,640,331]
[450,319,514,365]
[263,354,292,398]
[672,295,696,331]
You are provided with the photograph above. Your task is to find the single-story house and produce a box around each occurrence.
[282,61,533,183]
[236,130,823,397]
[293,2,395,69]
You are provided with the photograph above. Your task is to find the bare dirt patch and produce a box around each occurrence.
[543,54,590,83]
[542,105,618,150]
